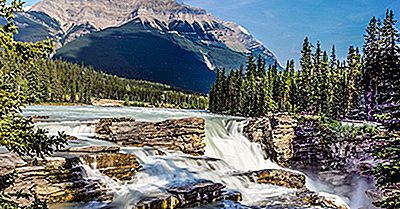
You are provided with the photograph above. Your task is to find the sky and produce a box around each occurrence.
[24,0,400,64]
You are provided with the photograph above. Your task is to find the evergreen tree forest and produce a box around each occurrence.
[4,59,209,110]
[209,10,399,122]
[210,10,400,208]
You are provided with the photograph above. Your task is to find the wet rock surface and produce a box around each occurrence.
[244,113,297,165]
[235,169,306,189]
[288,117,381,208]
[60,145,121,153]
[95,117,206,156]
[133,180,242,209]
[1,148,141,205]
[3,155,110,204]
[251,191,349,209]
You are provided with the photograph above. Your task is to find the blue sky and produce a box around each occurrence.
[25,0,399,64]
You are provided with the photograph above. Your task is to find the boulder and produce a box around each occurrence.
[135,194,180,209]
[5,156,110,205]
[254,190,349,209]
[80,153,141,181]
[2,152,141,205]
[166,180,226,207]
[123,180,241,209]
[235,169,306,189]
[95,117,206,156]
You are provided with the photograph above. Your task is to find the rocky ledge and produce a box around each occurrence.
[1,146,141,205]
[235,169,306,189]
[117,180,242,209]
[244,113,297,166]
[95,117,206,156]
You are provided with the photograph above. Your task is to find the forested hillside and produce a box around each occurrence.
[1,58,209,109]
[210,10,399,122]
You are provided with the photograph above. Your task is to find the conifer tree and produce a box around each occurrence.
[289,60,297,113]
[255,56,267,115]
[379,10,400,117]
[329,46,342,118]
[320,51,331,115]
[243,56,257,116]
[363,17,381,120]
[299,37,313,113]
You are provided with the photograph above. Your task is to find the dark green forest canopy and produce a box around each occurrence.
[209,11,399,122]
[13,58,209,109]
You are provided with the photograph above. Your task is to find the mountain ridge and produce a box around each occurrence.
[15,0,282,93]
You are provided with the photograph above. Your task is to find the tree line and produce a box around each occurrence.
[2,58,209,109]
[209,10,399,122]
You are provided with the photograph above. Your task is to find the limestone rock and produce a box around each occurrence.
[135,194,180,209]
[129,180,241,209]
[166,180,225,207]
[95,117,206,156]
[60,146,120,153]
[80,153,141,181]
[2,152,141,205]
[243,113,297,165]
[254,190,349,209]
[235,169,306,189]
[5,156,110,205]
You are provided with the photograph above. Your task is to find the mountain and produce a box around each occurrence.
[15,0,281,93]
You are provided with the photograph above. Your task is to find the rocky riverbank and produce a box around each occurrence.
[1,114,355,209]
[243,114,381,208]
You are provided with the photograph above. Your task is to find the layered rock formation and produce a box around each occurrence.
[289,117,379,174]
[134,180,242,209]
[235,169,306,189]
[1,146,141,205]
[288,117,382,208]
[95,118,206,156]
[244,113,297,165]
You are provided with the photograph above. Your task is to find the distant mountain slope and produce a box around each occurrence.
[54,21,250,93]
[14,0,281,93]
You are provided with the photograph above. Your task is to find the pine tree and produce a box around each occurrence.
[363,17,382,120]
[320,51,330,115]
[255,56,267,115]
[312,41,322,113]
[329,46,342,118]
[243,56,257,116]
[299,37,313,113]
[379,10,400,118]
[289,60,297,113]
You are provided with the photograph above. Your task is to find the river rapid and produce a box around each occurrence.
[23,106,357,209]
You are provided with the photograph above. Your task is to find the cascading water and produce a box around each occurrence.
[25,106,349,209]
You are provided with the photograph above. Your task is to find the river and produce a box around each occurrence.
[24,106,354,209]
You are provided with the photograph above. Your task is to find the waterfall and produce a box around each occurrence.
[25,106,349,208]
[204,118,281,171]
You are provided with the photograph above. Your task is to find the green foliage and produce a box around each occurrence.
[296,115,377,144]
[0,1,67,208]
[209,10,399,123]
[7,59,209,110]
[373,125,400,209]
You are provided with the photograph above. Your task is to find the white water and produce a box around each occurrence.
[25,106,349,209]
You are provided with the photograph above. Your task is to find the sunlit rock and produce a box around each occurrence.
[95,117,206,156]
